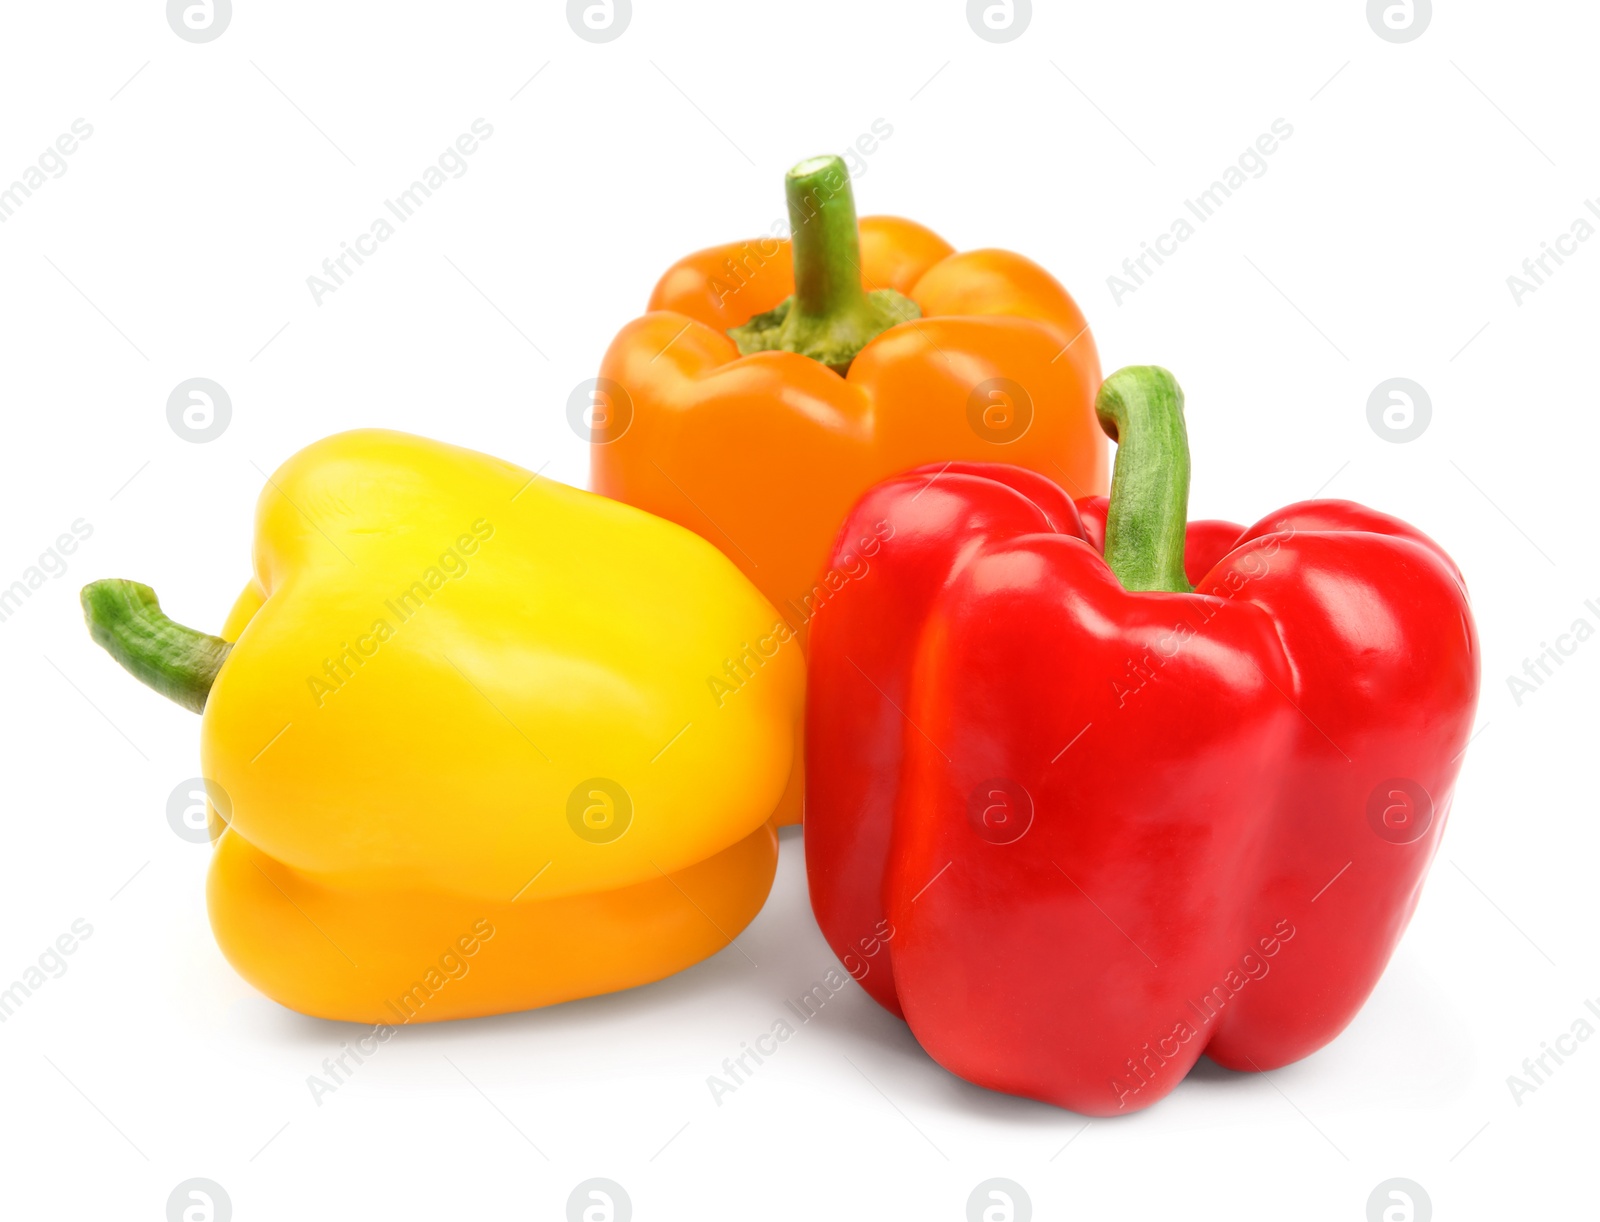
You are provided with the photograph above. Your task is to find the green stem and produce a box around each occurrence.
[728,154,919,374]
[1095,366,1192,594]
[788,154,868,320]
[80,579,232,713]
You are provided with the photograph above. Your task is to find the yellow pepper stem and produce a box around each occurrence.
[81,579,231,713]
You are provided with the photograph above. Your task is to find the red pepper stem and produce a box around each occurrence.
[1095,366,1193,594]
[726,155,919,374]
[80,579,231,713]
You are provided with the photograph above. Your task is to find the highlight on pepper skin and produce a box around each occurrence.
[804,365,1481,1116]
[80,428,805,1024]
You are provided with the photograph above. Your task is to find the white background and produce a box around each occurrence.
[1,1,1594,1218]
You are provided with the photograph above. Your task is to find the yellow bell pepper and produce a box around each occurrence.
[81,430,803,1023]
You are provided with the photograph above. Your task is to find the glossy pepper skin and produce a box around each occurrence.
[805,367,1480,1116]
[82,430,803,1024]
[591,153,1107,668]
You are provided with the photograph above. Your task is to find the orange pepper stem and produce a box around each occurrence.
[727,154,919,375]
[1095,366,1194,594]
[788,154,868,319]
[80,579,230,713]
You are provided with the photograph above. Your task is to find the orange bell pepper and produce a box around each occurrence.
[592,154,1108,666]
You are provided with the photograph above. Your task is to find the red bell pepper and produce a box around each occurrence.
[805,365,1480,1115]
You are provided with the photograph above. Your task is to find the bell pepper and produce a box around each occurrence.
[594,154,1107,826]
[805,366,1480,1115]
[591,152,1108,657]
[81,430,803,1024]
